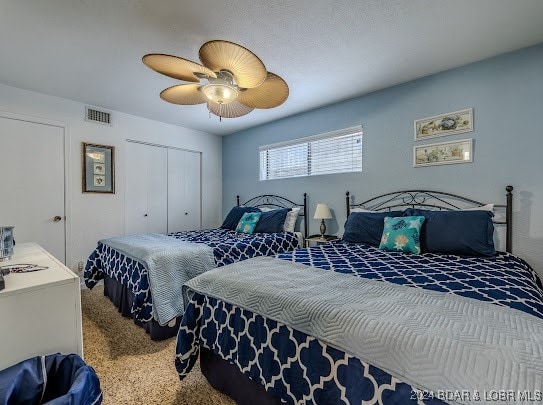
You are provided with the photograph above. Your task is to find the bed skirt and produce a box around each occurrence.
[200,347,282,405]
[102,275,180,340]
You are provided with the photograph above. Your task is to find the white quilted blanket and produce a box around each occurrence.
[184,256,543,404]
[101,233,215,325]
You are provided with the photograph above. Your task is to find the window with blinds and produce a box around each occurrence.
[259,126,363,181]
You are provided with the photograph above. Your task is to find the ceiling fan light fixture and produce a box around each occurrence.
[144,40,288,120]
[201,83,238,105]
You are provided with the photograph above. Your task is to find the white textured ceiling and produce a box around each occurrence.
[1,0,542,136]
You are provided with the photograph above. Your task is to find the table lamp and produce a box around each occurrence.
[314,203,332,240]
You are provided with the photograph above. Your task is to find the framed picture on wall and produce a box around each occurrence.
[413,139,473,168]
[414,108,473,141]
[82,142,115,193]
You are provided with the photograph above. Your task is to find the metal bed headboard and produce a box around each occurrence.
[236,193,308,237]
[346,186,513,253]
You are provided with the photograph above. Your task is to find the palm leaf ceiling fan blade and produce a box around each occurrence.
[238,72,289,109]
[143,54,216,82]
[160,84,207,105]
[199,40,267,89]
[207,100,253,118]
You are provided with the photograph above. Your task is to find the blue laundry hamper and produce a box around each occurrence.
[0,353,102,404]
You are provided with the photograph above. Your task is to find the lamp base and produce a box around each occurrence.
[319,220,327,240]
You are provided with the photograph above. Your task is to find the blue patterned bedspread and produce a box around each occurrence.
[84,228,301,323]
[175,242,543,404]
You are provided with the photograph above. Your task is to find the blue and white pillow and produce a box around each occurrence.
[379,216,425,254]
[235,212,262,234]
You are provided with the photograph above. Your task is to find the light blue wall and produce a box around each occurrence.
[223,44,543,275]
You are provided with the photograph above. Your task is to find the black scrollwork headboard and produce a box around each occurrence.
[346,186,513,253]
[236,193,308,237]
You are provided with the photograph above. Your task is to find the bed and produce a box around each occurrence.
[84,193,307,340]
[175,186,543,404]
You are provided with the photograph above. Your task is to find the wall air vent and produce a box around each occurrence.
[85,107,111,125]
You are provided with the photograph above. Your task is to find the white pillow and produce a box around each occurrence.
[461,204,494,212]
[283,207,300,232]
[350,207,373,213]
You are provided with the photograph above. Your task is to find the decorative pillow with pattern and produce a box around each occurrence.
[379,216,425,254]
[235,212,262,234]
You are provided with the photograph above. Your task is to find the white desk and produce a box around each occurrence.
[0,243,83,370]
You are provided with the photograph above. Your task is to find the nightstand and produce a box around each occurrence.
[0,242,83,370]
[305,234,339,248]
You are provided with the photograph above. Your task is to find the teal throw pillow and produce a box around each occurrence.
[379,216,425,254]
[235,212,262,234]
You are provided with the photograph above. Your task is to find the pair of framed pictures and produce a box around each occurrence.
[413,108,473,168]
[82,143,115,193]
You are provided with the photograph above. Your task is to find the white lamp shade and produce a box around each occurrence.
[314,203,332,220]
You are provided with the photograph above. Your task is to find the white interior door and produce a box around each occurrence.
[167,149,201,232]
[0,116,65,262]
[125,141,167,235]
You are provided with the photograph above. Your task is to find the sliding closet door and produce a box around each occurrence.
[146,145,168,233]
[125,142,147,235]
[167,148,201,232]
[182,151,202,230]
[125,142,167,235]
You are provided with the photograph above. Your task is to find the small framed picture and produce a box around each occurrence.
[93,175,106,186]
[93,152,105,163]
[82,143,115,193]
[414,108,473,141]
[414,139,473,168]
[93,162,105,175]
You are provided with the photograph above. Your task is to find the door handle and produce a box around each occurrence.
[53,216,62,222]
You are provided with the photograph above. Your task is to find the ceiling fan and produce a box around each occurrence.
[143,40,289,121]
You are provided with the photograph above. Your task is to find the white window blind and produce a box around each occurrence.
[259,126,363,181]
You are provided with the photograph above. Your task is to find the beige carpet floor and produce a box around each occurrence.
[81,286,235,405]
